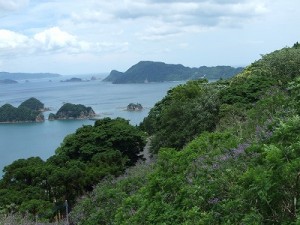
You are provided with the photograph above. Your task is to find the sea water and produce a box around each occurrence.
[0,77,185,175]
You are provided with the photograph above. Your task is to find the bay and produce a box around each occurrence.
[0,76,185,176]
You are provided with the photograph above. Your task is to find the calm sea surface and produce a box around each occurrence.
[0,76,185,176]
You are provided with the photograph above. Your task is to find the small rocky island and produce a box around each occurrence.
[127,103,143,111]
[61,77,83,82]
[49,103,96,120]
[0,97,45,123]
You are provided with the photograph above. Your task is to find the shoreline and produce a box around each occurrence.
[0,120,44,124]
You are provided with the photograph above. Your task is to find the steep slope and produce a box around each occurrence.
[72,44,300,224]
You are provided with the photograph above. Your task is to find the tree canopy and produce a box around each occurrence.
[0,98,44,123]
[48,103,95,120]
[19,97,44,111]
[0,117,146,222]
[140,79,222,153]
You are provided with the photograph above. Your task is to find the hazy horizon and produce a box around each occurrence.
[0,0,299,74]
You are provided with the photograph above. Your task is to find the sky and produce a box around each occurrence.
[0,0,299,75]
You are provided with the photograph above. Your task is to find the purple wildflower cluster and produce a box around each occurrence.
[208,197,220,205]
[228,143,250,158]
[214,143,250,170]
[190,143,251,175]
[255,117,275,141]
[255,125,273,141]
[187,143,261,206]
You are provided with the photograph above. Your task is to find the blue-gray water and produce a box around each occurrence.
[0,76,185,176]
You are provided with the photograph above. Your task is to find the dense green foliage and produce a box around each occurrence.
[70,163,153,225]
[103,61,243,83]
[48,103,95,120]
[70,44,300,224]
[19,97,44,111]
[3,44,300,224]
[0,98,44,123]
[141,79,222,153]
[0,118,146,222]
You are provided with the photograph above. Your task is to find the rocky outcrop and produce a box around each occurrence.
[127,103,143,111]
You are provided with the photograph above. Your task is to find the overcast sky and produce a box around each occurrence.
[0,0,299,74]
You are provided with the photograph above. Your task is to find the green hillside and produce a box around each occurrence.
[72,44,300,224]
[2,44,300,224]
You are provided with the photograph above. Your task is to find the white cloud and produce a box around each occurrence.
[34,27,80,52]
[70,10,114,24]
[65,0,268,42]
[0,0,29,11]
[137,23,182,41]
[0,29,29,48]
[0,29,31,56]
[0,27,129,56]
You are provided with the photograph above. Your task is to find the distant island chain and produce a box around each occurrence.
[0,61,242,123]
[0,99,146,123]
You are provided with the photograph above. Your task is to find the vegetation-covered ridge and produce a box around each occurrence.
[103,61,243,83]
[48,103,96,120]
[2,43,300,224]
[70,43,300,224]
[0,97,44,123]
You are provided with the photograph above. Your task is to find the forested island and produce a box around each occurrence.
[0,97,45,123]
[2,44,300,224]
[48,103,96,120]
[103,61,243,83]
[60,77,83,82]
[0,99,95,123]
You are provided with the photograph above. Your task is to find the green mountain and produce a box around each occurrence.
[0,72,61,80]
[103,61,243,83]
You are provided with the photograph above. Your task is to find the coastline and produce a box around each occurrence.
[0,120,44,124]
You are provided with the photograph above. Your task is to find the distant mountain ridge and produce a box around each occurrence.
[0,72,61,80]
[103,61,244,83]
[0,79,18,84]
